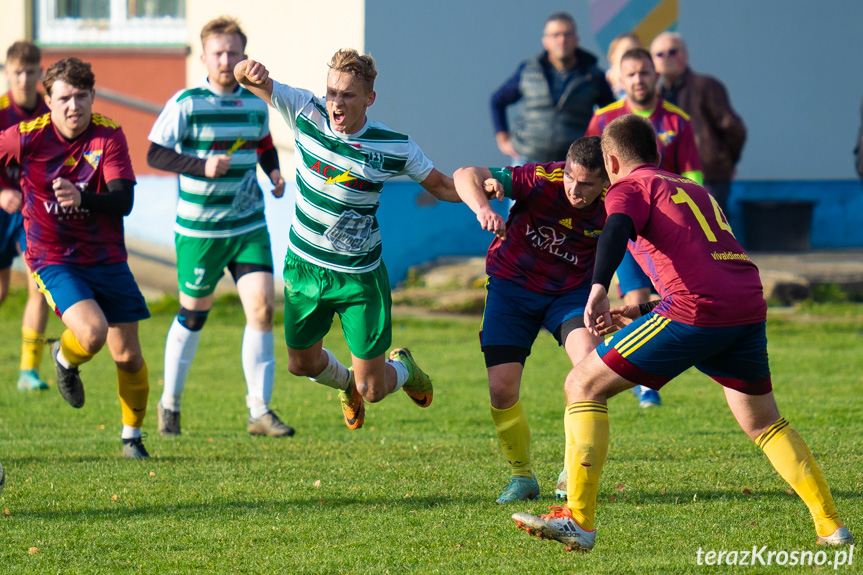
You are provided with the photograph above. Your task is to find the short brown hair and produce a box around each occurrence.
[6,40,41,66]
[328,49,378,93]
[43,57,95,96]
[601,115,659,166]
[200,16,247,51]
[620,47,654,68]
[568,136,607,181]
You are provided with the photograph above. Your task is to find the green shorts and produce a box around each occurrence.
[175,228,273,297]
[282,250,392,360]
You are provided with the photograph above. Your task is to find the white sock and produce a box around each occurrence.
[388,359,409,391]
[121,425,141,440]
[56,348,73,369]
[161,318,201,412]
[243,326,275,419]
[310,348,351,391]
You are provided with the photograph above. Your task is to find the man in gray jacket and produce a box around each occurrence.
[491,12,614,164]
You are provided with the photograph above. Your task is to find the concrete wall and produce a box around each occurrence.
[362,0,863,181]
[678,0,863,180]
[0,2,28,46]
[186,0,366,169]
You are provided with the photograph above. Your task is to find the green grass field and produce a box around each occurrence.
[0,289,861,574]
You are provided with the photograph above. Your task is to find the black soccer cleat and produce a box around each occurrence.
[122,437,150,459]
[51,341,85,408]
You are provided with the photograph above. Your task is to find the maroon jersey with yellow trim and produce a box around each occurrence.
[605,165,766,326]
[0,112,136,270]
[0,91,49,130]
[486,161,606,295]
[0,91,50,185]
[586,97,702,176]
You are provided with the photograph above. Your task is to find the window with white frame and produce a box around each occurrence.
[37,0,187,46]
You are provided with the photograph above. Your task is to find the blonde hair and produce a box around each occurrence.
[200,16,247,51]
[328,49,378,93]
[607,33,642,66]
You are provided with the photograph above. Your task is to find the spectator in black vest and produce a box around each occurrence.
[491,12,614,164]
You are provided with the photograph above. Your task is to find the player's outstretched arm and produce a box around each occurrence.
[419,168,460,203]
[235,59,274,105]
[453,166,506,239]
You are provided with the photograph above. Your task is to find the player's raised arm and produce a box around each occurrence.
[453,166,506,239]
[416,168,458,203]
[234,59,274,105]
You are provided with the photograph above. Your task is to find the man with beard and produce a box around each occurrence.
[148,16,293,438]
[453,137,608,503]
[585,47,702,408]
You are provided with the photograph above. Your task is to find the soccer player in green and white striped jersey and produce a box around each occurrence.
[147,17,293,438]
[235,50,460,430]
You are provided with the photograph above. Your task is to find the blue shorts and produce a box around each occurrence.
[480,277,591,349]
[33,262,150,323]
[616,250,654,297]
[596,312,772,395]
[0,210,25,270]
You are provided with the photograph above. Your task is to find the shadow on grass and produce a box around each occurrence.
[595,487,863,505]
[11,493,490,523]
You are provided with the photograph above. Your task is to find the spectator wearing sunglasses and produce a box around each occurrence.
[651,32,746,215]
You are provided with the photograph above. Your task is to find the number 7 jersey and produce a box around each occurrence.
[604,165,766,327]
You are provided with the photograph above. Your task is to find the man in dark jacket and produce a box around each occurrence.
[855,97,863,178]
[491,12,615,164]
[651,32,746,214]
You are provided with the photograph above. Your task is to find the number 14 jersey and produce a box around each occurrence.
[604,165,766,327]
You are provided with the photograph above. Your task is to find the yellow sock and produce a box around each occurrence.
[756,417,843,537]
[60,329,94,366]
[565,401,609,531]
[118,361,150,428]
[20,325,44,371]
[491,400,532,477]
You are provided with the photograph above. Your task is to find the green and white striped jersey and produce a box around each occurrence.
[149,80,271,238]
[271,81,434,274]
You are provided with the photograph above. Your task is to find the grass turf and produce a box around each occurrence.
[0,290,861,574]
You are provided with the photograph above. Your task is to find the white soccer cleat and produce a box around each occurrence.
[817,526,855,545]
[512,505,596,551]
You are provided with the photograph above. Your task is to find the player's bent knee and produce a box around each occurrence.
[287,355,320,377]
[177,306,209,331]
[114,355,144,373]
[356,379,387,403]
[74,323,108,354]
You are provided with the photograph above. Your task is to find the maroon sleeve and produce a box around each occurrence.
[585,113,602,137]
[0,125,22,189]
[605,179,651,234]
[508,163,534,201]
[102,127,137,184]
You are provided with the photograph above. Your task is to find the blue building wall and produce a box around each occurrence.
[128,176,863,288]
[729,180,863,250]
